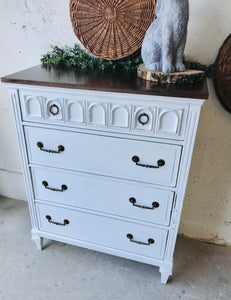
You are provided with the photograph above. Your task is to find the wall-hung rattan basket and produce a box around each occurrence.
[214,34,231,114]
[70,0,156,60]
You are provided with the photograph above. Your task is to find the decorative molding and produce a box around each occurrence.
[110,104,130,128]
[157,108,183,135]
[65,99,85,123]
[45,98,63,121]
[24,95,43,119]
[133,106,154,131]
[14,85,198,141]
[87,102,107,126]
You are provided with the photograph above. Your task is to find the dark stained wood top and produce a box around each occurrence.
[1,65,208,100]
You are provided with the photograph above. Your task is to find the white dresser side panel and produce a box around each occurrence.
[9,88,39,231]
[164,103,204,263]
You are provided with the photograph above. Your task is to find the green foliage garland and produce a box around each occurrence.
[183,56,216,78]
[41,44,215,78]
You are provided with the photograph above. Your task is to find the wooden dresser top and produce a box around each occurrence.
[1,65,208,100]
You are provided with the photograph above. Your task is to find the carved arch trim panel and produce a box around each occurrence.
[156,108,185,137]
[65,100,85,124]
[110,104,131,129]
[24,95,43,119]
[87,102,107,126]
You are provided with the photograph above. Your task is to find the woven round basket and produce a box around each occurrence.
[214,34,231,113]
[69,0,156,60]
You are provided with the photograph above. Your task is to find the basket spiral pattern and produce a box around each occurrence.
[214,34,231,113]
[70,0,156,60]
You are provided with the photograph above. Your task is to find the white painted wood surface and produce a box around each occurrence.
[36,203,168,260]
[31,166,174,226]
[25,126,182,187]
[7,84,205,284]
[19,89,189,140]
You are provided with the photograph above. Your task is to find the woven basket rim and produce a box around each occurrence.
[69,0,156,60]
[214,33,231,113]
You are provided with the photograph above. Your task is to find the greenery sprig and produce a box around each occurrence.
[183,56,216,78]
[41,44,215,78]
[41,44,141,71]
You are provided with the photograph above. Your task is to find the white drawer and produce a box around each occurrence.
[25,127,182,187]
[32,167,174,226]
[19,89,188,140]
[36,203,168,260]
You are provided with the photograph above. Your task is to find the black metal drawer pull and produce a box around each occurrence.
[129,197,159,210]
[132,156,165,169]
[138,113,150,125]
[127,234,155,245]
[49,104,59,116]
[46,215,69,226]
[37,142,65,153]
[42,181,68,192]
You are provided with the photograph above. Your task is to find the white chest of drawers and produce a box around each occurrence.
[2,66,208,284]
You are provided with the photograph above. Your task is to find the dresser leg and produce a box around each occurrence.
[31,230,43,250]
[33,237,43,250]
[159,263,173,284]
[160,271,170,284]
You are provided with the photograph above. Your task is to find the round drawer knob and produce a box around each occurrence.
[138,113,149,125]
[37,141,44,149]
[148,238,155,244]
[157,159,165,167]
[49,104,59,116]
[127,233,133,240]
[153,202,160,208]
[132,156,140,163]
[58,145,65,152]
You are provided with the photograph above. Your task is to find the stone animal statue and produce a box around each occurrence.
[141,0,189,73]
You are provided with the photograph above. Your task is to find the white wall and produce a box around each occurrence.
[179,0,231,245]
[0,0,79,200]
[0,0,231,244]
